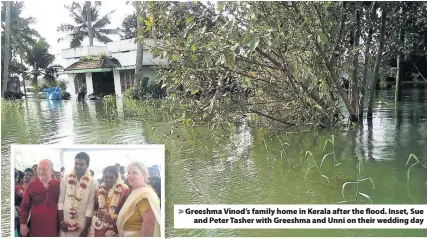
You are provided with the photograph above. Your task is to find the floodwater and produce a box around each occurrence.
[2,89,427,237]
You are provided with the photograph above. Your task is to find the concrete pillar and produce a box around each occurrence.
[67,74,76,95]
[85,72,94,95]
[113,70,122,97]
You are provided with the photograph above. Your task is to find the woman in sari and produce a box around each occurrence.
[117,162,161,237]
[89,166,129,237]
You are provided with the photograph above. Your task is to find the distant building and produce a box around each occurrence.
[61,39,168,97]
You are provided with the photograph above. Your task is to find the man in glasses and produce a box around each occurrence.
[20,159,61,237]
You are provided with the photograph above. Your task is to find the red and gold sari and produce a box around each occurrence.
[90,178,129,237]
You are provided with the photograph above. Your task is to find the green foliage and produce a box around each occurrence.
[102,95,118,119]
[143,1,359,127]
[80,53,106,62]
[1,99,23,113]
[141,1,427,126]
[60,91,71,100]
[119,13,137,40]
[58,81,67,91]
[124,77,166,100]
[27,38,55,70]
[1,2,40,77]
[34,92,46,99]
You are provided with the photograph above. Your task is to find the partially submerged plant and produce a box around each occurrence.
[339,157,375,204]
[405,154,427,193]
[320,135,341,180]
[304,151,330,185]
[275,132,293,171]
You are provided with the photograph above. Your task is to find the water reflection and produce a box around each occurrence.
[2,89,427,237]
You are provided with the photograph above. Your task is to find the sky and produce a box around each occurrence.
[20,0,135,67]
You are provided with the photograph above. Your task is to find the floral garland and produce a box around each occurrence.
[94,178,127,237]
[66,170,91,232]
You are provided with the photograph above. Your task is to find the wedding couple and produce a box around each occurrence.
[19,152,161,237]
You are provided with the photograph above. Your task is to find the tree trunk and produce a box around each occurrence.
[359,29,373,119]
[2,1,11,96]
[395,55,403,105]
[33,74,39,88]
[134,2,144,84]
[367,5,387,119]
[21,57,27,97]
[351,9,361,114]
[86,1,94,46]
[359,3,376,119]
[395,5,406,102]
[292,2,358,122]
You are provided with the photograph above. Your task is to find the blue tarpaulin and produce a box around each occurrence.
[43,87,61,100]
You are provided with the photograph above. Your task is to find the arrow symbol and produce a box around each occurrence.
[178,209,183,214]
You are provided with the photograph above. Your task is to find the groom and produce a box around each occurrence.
[58,152,98,237]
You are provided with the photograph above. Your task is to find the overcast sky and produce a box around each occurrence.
[20,1,135,66]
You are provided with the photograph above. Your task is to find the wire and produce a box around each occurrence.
[409,56,427,83]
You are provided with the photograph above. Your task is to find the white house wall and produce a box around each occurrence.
[112,51,137,67]
[62,46,107,59]
[107,39,137,52]
[107,38,161,52]
[111,50,167,67]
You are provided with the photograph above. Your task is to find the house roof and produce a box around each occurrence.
[64,57,121,72]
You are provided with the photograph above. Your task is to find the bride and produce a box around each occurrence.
[89,166,129,237]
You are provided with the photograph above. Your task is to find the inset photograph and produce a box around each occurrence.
[11,144,165,238]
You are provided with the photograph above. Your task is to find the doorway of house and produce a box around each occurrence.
[92,71,115,96]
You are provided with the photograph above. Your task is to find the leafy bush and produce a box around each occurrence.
[34,92,46,99]
[58,81,67,91]
[61,91,71,100]
[41,81,50,89]
[124,77,166,100]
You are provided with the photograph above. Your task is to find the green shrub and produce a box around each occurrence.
[125,77,166,100]
[61,91,71,100]
[35,92,47,99]
[58,81,67,91]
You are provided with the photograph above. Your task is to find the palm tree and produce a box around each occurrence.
[2,1,11,96]
[86,1,94,46]
[27,38,58,86]
[1,2,40,95]
[1,2,40,56]
[57,1,118,48]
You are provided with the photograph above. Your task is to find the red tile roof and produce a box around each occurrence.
[65,57,121,71]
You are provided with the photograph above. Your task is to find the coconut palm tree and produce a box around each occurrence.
[2,1,11,96]
[1,1,40,95]
[1,2,40,56]
[57,1,118,48]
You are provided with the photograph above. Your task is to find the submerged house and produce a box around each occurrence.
[61,39,168,97]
